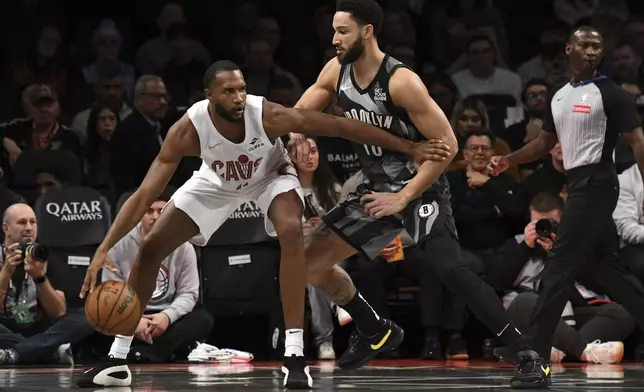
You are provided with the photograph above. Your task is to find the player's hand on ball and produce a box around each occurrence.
[144,313,170,339]
[488,156,510,176]
[411,139,451,166]
[360,192,408,218]
[80,248,119,299]
[287,134,311,164]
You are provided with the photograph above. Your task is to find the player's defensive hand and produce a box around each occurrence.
[488,156,510,176]
[411,139,451,166]
[80,248,119,299]
[287,134,311,164]
[360,192,408,218]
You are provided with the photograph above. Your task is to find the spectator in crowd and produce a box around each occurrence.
[293,137,340,360]
[70,60,131,144]
[103,189,213,363]
[136,2,210,75]
[241,38,302,100]
[256,16,283,56]
[451,35,521,104]
[446,97,518,180]
[501,79,550,179]
[624,17,644,58]
[0,84,83,182]
[5,24,71,113]
[614,162,644,283]
[429,0,509,72]
[517,19,569,84]
[82,20,135,100]
[158,23,209,110]
[447,130,523,253]
[84,102,120,200]
[0,203,93,365]
[611,40,643,86]
[423,72,458,120]
[109,75,169,197]
[502,193,632,364]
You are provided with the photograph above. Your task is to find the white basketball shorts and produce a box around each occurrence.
[170,171,303,246]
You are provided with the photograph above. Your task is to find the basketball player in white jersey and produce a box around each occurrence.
[75,60,450,389]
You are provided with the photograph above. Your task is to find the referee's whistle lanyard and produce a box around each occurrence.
[0,245,32,324]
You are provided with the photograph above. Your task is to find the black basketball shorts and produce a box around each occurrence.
[322,191,457,259]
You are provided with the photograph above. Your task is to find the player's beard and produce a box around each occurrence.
[215,104,244,123]
[338,38,365,65]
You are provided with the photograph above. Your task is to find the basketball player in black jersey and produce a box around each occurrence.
[290,0,547,386]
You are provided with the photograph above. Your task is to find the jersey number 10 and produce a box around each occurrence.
[363,144,383,157]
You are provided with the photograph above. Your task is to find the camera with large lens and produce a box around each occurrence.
[19,243,49,262]
[535,219,559,238]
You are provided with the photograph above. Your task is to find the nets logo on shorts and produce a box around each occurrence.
[211,155,264,182]
[418,203,435,218]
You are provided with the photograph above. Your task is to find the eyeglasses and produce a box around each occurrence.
[465,145,492,153]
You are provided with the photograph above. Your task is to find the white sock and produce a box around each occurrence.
[109,335,134,359]
[284,329,304,357]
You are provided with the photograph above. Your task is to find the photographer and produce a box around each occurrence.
[0,203,93,365]
[500,193,633,364]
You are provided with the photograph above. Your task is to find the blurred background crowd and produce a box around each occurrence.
[0,0,643,371]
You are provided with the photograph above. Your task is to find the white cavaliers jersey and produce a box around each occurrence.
[187,95,290,191]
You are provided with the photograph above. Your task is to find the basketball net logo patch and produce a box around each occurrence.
[418,203,435,218]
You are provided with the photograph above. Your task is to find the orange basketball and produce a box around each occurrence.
[85,280,141,336]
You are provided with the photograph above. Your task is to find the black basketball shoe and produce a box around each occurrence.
[339,318,404,370]
[76,355,131,387]
[510,350,552,389]
[282,355,312,389]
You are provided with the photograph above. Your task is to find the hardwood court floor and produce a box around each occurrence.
[0,359,640,391]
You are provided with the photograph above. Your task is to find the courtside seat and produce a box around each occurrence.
[34,185,111,308]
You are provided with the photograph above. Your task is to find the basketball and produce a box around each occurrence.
[85,280,141,336]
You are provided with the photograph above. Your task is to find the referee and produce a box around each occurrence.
[491,26,644,389]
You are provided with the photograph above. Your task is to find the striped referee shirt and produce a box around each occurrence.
[545,75,642,170]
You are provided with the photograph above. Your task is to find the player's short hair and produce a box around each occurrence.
[568,25,600,42]
[203,60,241,89]
[529,192,564,213]
[462,129,496,146]
[336,0,383,36]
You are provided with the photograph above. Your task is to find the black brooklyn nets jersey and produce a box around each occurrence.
[336,55,450,199]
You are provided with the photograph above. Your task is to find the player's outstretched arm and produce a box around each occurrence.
[264,101,449,164]
[387,68,458,202]
[100,114,199,253]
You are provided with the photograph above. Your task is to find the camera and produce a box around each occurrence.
[19,243,49,262]
[535,219,558,237]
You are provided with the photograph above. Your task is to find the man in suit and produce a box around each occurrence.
[109,75,169,196]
